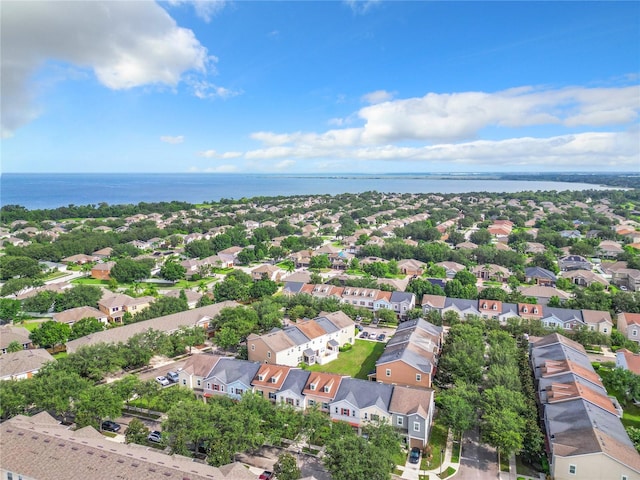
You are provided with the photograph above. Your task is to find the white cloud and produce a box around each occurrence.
[1,1,213,137]
[361,90,395,104]
[344,0,381,15]
[167,0,229,23]
[190,79,242,99]
[274,160,295,170]
[160,135,184,144]
[197,149,243,159]
[243,130,639,169]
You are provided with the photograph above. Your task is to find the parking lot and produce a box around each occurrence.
[356,323,397,343]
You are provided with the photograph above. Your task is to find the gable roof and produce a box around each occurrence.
[333,377,393,410]
[303,372,344,399]
[388,385,433,418]
[207,357,261,386]
[181,354,222,378]
[0,348,54,378]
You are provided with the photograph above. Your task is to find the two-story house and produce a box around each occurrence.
[329,378,393,433]
[389,385,435,449]
[302,372,344,413]
[98,293,154,323]
[617,312,640,344]
[203,358,261,401]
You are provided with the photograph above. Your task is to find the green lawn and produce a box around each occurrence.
[71,278,109,285]
[22,320,44,332]
[42,271,72,281]
[622,403,640,429]
[422,420,448,470]
[306,340,385,379]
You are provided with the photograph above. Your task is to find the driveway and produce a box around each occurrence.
[456,427,499,480]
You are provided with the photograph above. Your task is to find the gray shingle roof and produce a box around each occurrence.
[333,377,393,410]
[279,368,311,395]
[206,358,261,386]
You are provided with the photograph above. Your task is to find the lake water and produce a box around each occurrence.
[1,173,613,210]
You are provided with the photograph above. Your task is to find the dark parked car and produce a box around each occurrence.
[101,420,121,432]
[409,447,421,464]
[359,331,369,338]
[147,430,162,443]
[377,334,386,341]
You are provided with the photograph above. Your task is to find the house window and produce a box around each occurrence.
[364,413,368,420]
[622,476,628,480]
[386,369,391,377]
[569,465,576,475]
[236,388,243,395]
[322,402,329,410]
[413,422,420,432]
[397,417,403,426]
[213,384,220,391]
[251,345,255,351]
[371,414,379,421]
[269,392,277,400]
[206,383,210,389]
[308,399,316,407]
[341,408,350,416]
[286,398,294,405]
[310,384,316,390]
[267,351,271,358]
[197,379,201,386]
[416,374,422,382]
[603,328,608,333]
[634,330,638,337]
[182,379,186,385]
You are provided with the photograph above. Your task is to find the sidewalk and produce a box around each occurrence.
[397,429,460,480]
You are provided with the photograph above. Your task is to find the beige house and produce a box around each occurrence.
[0,349,54,381]
[52,306,108,326]
[252,363,293,402]
[247,311,355,366]
[98,293,154,323]
[618,312,640,344]
[581,309,613,335]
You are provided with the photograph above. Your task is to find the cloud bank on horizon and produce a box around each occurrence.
[1,0,638,173]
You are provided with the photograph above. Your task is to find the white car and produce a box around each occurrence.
[156,376,170,386]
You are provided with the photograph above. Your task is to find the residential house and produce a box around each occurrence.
[302,372,344,412]
[177,354,222,396]
[52,306,108,326]
[525,242,546,254]
[611,269,640,292]
[388,386,435,449]
[0,349,54,381]
[61,253,97,264]
[517,302,544,321]
[617,313,640,344]
[561,269,609,288]
[203,357,261,401]
[518,286,571,306]
[539,307,585,330]
[558,255,592,272]
[90,261,116,280]
[373,318,442,389]
[249,264,280,282]
[456,241,478,250]
[163,289,203,309]
[66,301,239,353]
[92,247,113,258]
[478,299,503,320]
[525,266,557,286]
[330,378,393,432]
[530,333,640,480]
[616,349,640,376]
[98,293,154,323]
[397,259,427,276]
[598,240,624,259]
[0,325,32,354]
[472,264,510,282]
[252,364,293,403]
[247,311,355,367]
[0,412,256,480]
[581,310,613,336]
[435,261,466,279]
[275,368,311,410]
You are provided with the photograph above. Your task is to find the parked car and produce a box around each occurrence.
[156,375,170,386]
[166,371,179,383]
[258,471,274,480]
[359,331,369,338]
[101,420,121,432]
[368,332,377,339]
[355,324,364,331]
[377,334,386,341]
[147,430,162,443]
[409,447,421,464]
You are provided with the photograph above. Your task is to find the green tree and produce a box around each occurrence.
[29,321,70,349]
[75,384,123,429]
[376,308,398,324]
[125,418,151,444]
[110,258,151,283]
[0,298,22,322]
[437,382,479,435]
[160,261,187,281]
[6,341,23,353]
[469,229,492,245]
[0,255,42,280]
[214,277,249,302]
[69,317,105,340]
[31,366,92,421]
[273,452,301,480]
[21,291,56,313]
[54,284,102,312]
[249,279,278,299]
[309,254,331,270]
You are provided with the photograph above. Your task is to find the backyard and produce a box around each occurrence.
[306,339,385,379]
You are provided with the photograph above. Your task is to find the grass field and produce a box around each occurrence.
[622,403,640,429]
[422,420,447,470]
[306,339,385,379]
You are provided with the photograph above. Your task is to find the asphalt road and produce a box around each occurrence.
[457,426,499,480]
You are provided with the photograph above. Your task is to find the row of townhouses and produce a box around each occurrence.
[247,311,355,366]
[177,353,435,449]
[283,282,416,319]
[421,294,613,334]
[530,333,640,480]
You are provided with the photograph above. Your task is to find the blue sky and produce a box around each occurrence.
[2,0,639,173]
